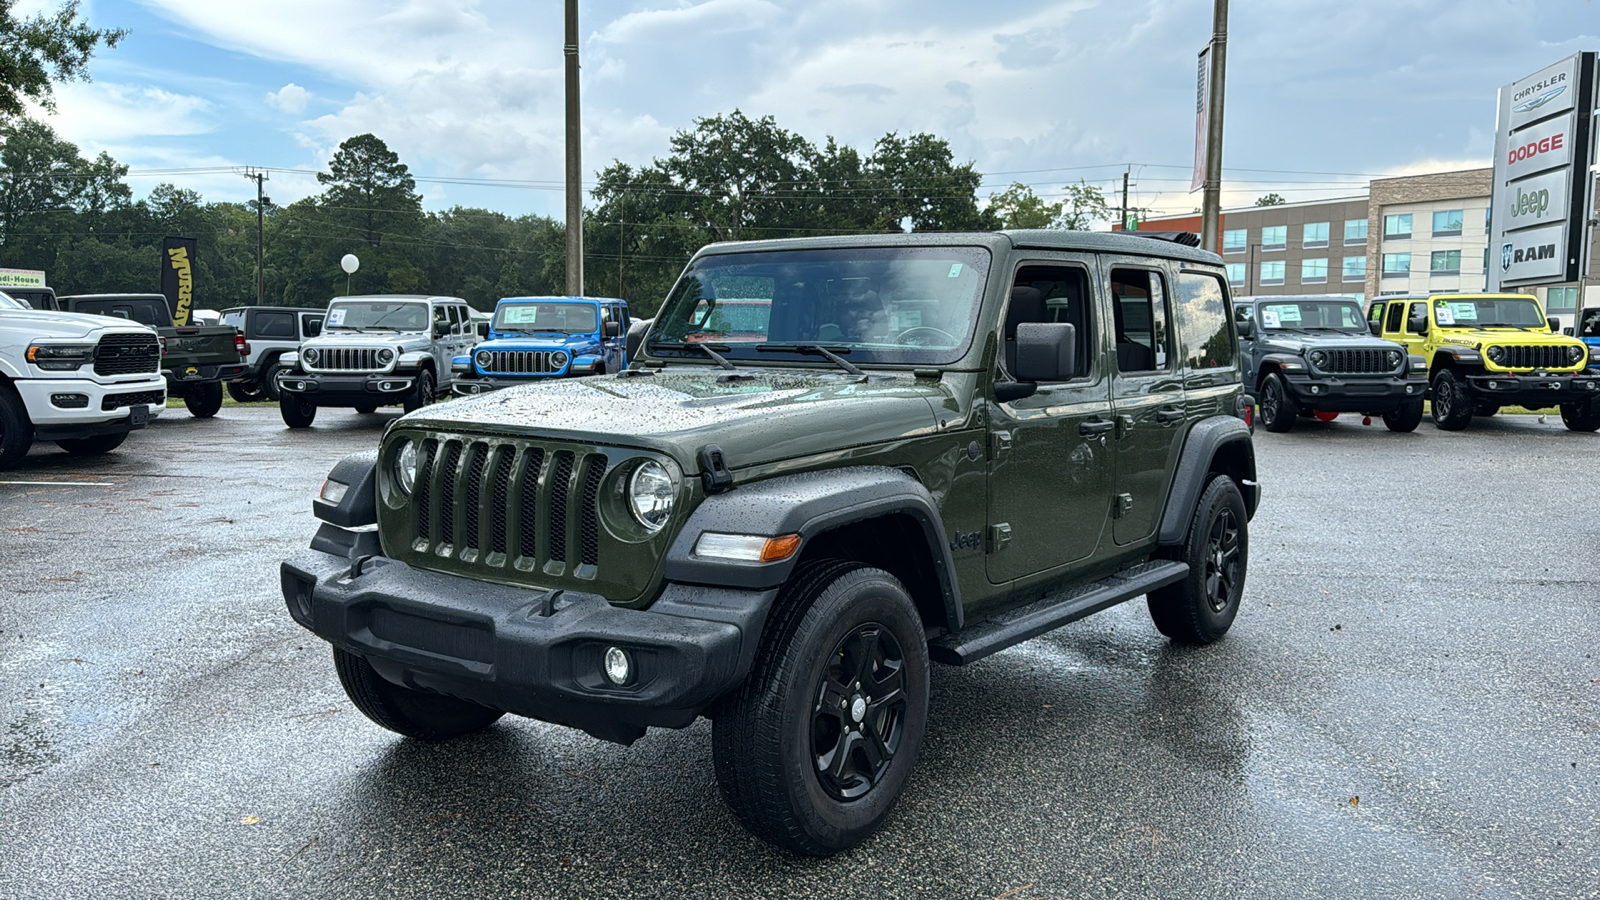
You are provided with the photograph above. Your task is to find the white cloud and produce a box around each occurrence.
[36,82,212,143]
[266,83,309,114]
[595,0,783,44]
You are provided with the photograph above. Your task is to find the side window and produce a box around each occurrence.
[1173,272,1237,371]
[1367,303,1383,328]
[1003,264,1094,380]
[1408,301,1428,332]
[253,311,295,339]
[433,304,449,325]
[1111,268,1171,373]
[1384,302,1405,334]
[1236,304,1254,323]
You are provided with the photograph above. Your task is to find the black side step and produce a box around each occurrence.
[928,560,1189,665]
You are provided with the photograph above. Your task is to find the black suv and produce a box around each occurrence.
[282,230,1259,856]
[1235,295,1427,432]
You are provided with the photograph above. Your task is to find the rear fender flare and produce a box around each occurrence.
[1158,416,1258,546]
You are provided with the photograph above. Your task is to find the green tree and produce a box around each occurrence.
[987,183,1061,230]
[0,0,126,120]
[316,133,423,247]
[1053,180,1110,231]
[1255,192,1286,207]
[866,132,995,233]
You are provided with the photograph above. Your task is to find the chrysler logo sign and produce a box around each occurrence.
[1512,83,1567,113]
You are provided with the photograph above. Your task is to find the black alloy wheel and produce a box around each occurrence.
[404,369,435,414]
[1148,475,1248,644]
[1430,369,1473,430]
[1201,505,1242,615]
[811,623,909,801]
[1259,373,1295,433]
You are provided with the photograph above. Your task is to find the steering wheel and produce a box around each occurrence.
[893,326,957,347]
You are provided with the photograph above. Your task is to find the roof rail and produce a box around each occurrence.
[1121,231,1201,248]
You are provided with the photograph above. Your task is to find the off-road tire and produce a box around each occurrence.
[1148,475,1248,644]
[227,380,264,403]
[261,361,283,401]
[354,403,378,415]
[333,647,503,741]
[0,386,35,470]
[184,381,224,418]
[56,432,128,455]
[1259,373,1296,433]
[403,369,435,414]
[1560,399,1600,432]
[1430,369,1473,431]
[712,561,929,857]
[280,393,317,429]
[1382,397,1425,433]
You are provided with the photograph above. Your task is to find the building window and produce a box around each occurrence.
[1344,218,1368,245]
[1432,210,1463,237]
[1302,222,1329,249]
[1223,229,1247,253]
[1301,258,1328,284]
[1382,253,1411,277]
[1261,226,1287,251]
[1342,256,1367,281]
[1485,206,1492,231]
[1384,214,1412,240]
[1547,286,1579,313]
[1260,261,1285,285]
[1429,250,1461,276]
[1225,263,1245,285]
[1482,248,1489,273]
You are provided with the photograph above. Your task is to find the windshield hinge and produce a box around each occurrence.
[699,444,734,494]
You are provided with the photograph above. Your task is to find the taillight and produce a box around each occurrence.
[158,336,167,356]
[235,334,249,356]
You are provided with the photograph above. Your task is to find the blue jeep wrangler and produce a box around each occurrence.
[452,296,630,395]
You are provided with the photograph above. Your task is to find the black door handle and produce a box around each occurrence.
[1156,408,1186,424]
[1080,419,1115,436]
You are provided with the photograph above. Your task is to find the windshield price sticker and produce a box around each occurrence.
[503,306,540,324]
[948,263,963,278]
[1449,302,1479,322]
[326,309,346,326]
[1263,304,1302,324]
[1260,310,1281,328]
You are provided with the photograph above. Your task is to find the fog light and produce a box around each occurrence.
[603,646,631,685]
[1487,381,1497,389]
[50,392,88,408]
[1310,385,1321,394]
[319,479,349,505]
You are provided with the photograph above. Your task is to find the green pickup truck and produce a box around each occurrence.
[59,294,246,417]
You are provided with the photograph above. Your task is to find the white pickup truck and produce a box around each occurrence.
[0,291,166,469]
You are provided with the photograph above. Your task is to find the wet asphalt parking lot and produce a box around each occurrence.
[1,406,1598,899]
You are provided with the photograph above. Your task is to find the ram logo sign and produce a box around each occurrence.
[1497,223,1568,282]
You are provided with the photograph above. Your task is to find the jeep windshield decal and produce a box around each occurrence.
[494,301,598,334]
[1258,300,1365,332]
[326,301,428,332]
[649,246,991,366]
[1434,296,1543,329]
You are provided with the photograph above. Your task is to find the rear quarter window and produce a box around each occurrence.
[1174,271,1237,370]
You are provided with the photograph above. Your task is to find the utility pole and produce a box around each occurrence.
[1120,169,1130,231]
[242,168,268,305]
[1199,0,1229,254]
[564,0,584,297]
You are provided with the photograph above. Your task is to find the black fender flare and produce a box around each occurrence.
[1158,416,1258,546]
[1256,354,1306,384]
[664,466,963,631]
[1433,345,1481,366]
[312,450,378,528]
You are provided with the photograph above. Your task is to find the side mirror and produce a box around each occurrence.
[1547,317,1561,333]
[603,320,621,338]
[433,321,450,338]
[304,321,322,338]
[1408,315,1429,335]
[1014,323,1077,383]
[477,322,490,339]
[1236,319,1255,339]
[1368,320,1382,336]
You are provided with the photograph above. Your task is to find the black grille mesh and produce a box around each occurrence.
[94,333,160,376]
[437,442,462,548]
[580,458,605,567]
[518,448,546,560]
[548,452,574,565]
[462,443,487,553]
[1323,349,1393,374]
[414,440,437,544]
[490,450,513,556]
[1494,344,1571,370]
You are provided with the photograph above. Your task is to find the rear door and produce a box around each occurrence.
[1106,260,1185,545]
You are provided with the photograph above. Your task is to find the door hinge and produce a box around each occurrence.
[989,430,1012,460]
[1113,493,1134,518]
[990,522,1012,551]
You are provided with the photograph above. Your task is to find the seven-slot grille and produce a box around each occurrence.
[309,347,386,373]
[93,333,160,375]
[102,389,164,411]
[408,436,607,573]
[1492,344,1572,370]
[479,350,563,375]
[1321,348,1395,374]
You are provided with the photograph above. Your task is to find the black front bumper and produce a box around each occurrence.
[280,546,773,744]
[450,373,569,396]
[1283,374,1426,413]
[1464,372,1600,407]
[277,372,415,405]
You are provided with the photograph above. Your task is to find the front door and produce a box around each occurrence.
[1107,263,1186,545]
[986,260,1114,585]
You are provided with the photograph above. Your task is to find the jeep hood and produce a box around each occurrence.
[0,309,154,339]
[307,330,428,349]
[408,368,946,470]
[1260,331,1400,352]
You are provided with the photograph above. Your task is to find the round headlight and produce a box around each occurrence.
[377,348,395,364]
[1568,345,1584,364]
[628,461,676,532]
[475,350,492,368]
[302,347,320,366]
[552,351,570,368]
[395,439,418,494]
[1487,345,1505,364]
[1308,350,1327,368]
[1387,350,1403,368]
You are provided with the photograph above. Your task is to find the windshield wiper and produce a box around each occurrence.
[652,341,736,370]
[757,343,865,376]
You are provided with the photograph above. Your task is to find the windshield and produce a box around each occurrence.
[649,246,992,366]
[0,291,22,310]
[1434,296,1545,329]
[493,302,598,334]
[1257,300,1366,332]
[325,301,428,332]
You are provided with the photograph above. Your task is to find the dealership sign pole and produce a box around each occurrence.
[1196,0,1229,255]
[1488,52,1598,293]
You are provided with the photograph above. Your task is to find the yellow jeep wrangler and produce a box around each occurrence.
[1366,293,1600,431]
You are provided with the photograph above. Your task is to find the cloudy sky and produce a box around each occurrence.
[25,0,1600,222]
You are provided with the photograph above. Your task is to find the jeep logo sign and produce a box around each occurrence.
[1497,223,1568,281]
[1502,168,1570,226]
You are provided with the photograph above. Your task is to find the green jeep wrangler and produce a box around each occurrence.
[281,231,1260,856]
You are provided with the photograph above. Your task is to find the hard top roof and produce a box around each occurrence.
[59,292,167,301]
[1235,294,1364,304]
[1375,292,1539,302]
[495,295,626,305]
[693,229,1223,267]
[220,305,326,314]
[330,294,465,303]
